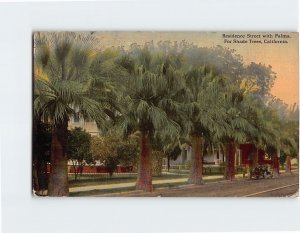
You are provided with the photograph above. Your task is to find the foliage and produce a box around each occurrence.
[116,59,183,140]
[67,127,92,162]
[183,65,229,139]
[152,151,164,176]
[33,32,111,129]
[164,139,182,161]
[243,62,276,100]
[33,32,117,195]
[33,33,298,192]
[67,127,92,180]
[90,136,102,161]
[279,152,287,166]
[116,140,139,168]
[90,135,139,176]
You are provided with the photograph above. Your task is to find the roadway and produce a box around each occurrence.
[98,173,298,197]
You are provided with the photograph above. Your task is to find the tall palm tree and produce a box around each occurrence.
[219,86,259,180]
[283,106,299,173]
[115,49,185,192]
[272,104,298,174]
[245,97,282,177]
[183,66,229,184]
[33,32,109,196]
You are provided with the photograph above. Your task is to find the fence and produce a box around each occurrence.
[46,164,134,174]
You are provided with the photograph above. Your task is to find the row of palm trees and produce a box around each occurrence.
[33,32,298,196]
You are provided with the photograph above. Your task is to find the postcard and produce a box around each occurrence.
[32,32,299,197]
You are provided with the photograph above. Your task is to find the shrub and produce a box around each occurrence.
[152,151,164,176]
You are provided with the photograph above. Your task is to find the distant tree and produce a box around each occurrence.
[243,62,276,101]
[280,104,299,173]
[90,135,119,176]
[288,103,299,122]
[91,135,139,177]
[150,137,169,176]
[90,136,103,161]
[132,42,244,83]
[164,141,181,172]
[67,127,92,181]
[116,139,139,169]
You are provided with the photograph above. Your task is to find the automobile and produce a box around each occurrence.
[251,164,273,179]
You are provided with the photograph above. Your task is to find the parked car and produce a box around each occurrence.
[251,165,272,179]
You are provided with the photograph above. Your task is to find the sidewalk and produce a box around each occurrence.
[69,173,245,193]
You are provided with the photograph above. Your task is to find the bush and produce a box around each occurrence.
[91,134,139,176]
[152,151,164,176]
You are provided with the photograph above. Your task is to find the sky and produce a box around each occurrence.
[94,31,299,106]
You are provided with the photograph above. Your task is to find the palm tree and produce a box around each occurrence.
[283,124,298,173]
[115,49,185,192]
[246,98,282,177]
[183,66,229,184]
[274,103,298,174]
[33,32,109,196]
[220,86,260,180]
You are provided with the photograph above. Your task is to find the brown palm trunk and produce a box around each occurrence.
[285,155,292,174]
[253,149,258,168]
[32,164,40,192]
[48,120,69,196]
[248,148,258,179]
[136,133,153,192]
[272,152,279,178]
[188,135,204,185]
[32,119,40,193]
[225,140,236,180]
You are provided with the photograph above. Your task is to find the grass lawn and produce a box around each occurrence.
[69,181,190,197]
[69,173,188,188]
[69,176,227,197]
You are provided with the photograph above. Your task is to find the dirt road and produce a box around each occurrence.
[98,173,298,197]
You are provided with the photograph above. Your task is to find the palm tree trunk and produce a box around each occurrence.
[285,155,292,174]
[253,149,258,168]
[248,148,258,179]
[225,140,236,180]
[48,120,69,196]
[167,155,170,172]
[32,164,40,192]
[32,118,40,193]
[271,151,279,178]
[136,133,153,192]
[188,135,204,185]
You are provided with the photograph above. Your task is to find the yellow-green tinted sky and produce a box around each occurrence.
[95,32,299,106]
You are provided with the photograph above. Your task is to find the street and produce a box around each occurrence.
[98,173,299,197]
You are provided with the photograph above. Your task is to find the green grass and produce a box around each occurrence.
[70,181,189,197]
[70,186,137,197]
[69,176,136,187]
[69,176,226,197]
[69,173,188,188]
